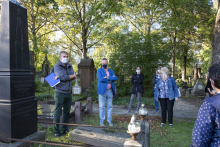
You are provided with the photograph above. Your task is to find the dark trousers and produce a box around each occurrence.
[159,98,174,124]
[53,92,72,133]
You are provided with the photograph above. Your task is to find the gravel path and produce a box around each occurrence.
[92,98,200,119]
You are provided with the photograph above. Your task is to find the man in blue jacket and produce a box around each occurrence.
[97,58,117,126]
[53,51,76,137]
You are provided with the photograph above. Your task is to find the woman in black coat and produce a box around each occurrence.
[125,66,144,114]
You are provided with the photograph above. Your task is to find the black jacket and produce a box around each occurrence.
[205,78,213,94]
[130,73,144,94]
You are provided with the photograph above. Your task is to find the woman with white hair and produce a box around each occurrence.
[154,67,179,127]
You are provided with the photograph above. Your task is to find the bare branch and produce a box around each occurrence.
[51,22,81,50]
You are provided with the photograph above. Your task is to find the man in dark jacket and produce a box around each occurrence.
[125,66,144,114]
[53,51,76,137]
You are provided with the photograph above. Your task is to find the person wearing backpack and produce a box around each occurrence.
[191,64,220,147]
[154,67,179,127]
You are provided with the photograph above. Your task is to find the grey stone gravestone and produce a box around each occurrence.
[69,126,131,147]
[78,58,95,93]
[193,79,205,96]
[0,1,37,143]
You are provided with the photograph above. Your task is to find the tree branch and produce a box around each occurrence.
[51,22,81,50]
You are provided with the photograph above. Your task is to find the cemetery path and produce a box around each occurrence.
[92,98,200,119]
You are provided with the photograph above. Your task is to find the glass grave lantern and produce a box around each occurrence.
[127,115,141,140]
[139,104,148,121]
[72,77,82,94]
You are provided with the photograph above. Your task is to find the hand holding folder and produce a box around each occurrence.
[45,73,60,87]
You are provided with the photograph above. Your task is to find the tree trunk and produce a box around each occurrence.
[81,2,87,59]
[171,31,176,77]
[182,48,187,81]
[212,1,220,64]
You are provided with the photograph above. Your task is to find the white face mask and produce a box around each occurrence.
[158,70,160,73]
[136,70,140,73]
[61,58,68,64]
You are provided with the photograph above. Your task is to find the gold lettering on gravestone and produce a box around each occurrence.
[12,79,33,98]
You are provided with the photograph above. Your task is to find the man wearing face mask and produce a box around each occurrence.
[97,58,117,126]
[152,66,162,113]
[53,51,76,137]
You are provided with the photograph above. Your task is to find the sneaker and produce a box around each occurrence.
[135,110,139,114]
[100,122,104,126]
[108,122,113,126]
[61,130,69,135]
[154,110,159,113]
[169,124,173,127]
[125,110,130,115]
[54,133,61,137]
[160,123,165,127]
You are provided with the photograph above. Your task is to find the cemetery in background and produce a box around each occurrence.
[0,0,219,146]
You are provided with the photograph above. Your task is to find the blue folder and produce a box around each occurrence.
[45,72,60,87]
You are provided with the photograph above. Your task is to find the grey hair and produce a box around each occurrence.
[59,51,68,57]
[161,67,169,74]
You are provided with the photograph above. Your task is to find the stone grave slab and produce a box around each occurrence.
[193,79,205,96]
[69,126,131,147]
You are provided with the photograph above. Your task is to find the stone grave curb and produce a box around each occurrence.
[0,131,46,147]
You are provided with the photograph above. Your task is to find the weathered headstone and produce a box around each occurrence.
[78,58,95,93]
[193,79,205,96]
[0,1,37,143]
[69,126,131,147]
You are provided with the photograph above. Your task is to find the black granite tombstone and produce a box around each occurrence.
[0,1,37,143]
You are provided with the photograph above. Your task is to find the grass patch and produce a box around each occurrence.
[35,85,86,102]
[35,86,55,97]
[150,118,195,147]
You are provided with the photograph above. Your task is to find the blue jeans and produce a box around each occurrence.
[98,89,113,123]
[155,99,159,112]
[128,92,142,111]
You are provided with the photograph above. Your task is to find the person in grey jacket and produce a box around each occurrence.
[53,51,76,137]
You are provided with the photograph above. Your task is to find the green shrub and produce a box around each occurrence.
[176,82,183,88]
[85,80,98,103]
[35,94,53,101]
[115,80,132,97]
[35,77,44,92]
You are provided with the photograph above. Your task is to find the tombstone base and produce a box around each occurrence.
[0,131,46,147]
[0,99,37,143]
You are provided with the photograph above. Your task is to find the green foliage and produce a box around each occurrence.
[96,31,171,97]
[85,80,98,103]
[35,94,53,101]
[35,77,44,92]
[114,80,132,97]
[176,82,183,88]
